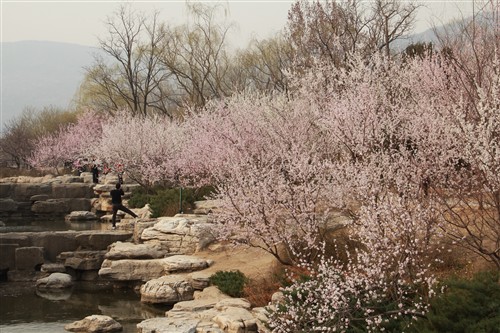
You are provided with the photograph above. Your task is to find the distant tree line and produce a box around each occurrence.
[0,0,490,169]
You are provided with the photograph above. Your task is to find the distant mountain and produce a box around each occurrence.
[1,41,99,128]
[0,22,462,129]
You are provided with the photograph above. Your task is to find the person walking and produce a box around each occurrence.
[110,183,138,229]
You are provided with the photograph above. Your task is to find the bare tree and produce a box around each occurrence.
[82,5,174,118]
[159,3,235,109]
[285,0,419,68]
[434,0,499,105]
[0,107,77,168]
[370,0,419,58]
[431,0,500,271]
[236,34,293,94]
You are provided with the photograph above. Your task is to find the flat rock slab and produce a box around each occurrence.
[137,317,200,333]
[105,241,167,260]
[98,255,212,282]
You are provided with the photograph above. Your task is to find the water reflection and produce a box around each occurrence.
[0,219,106,233]
[0,282,169,333]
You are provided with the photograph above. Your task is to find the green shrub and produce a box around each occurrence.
[209,270,248,297]
[129,185,214,218]
[408,271,500,333]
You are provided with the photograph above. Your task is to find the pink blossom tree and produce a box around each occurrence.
[181,93,344,264]
[29,110,108,173]
[92,111,185,187]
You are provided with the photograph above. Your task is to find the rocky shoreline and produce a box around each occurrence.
[0,174,278,333]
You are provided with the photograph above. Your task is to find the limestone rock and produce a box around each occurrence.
[172,286,231,312]
[193,200,222,215]
[75,231,133,251]
[163,255,212,273]
[189,271,212,290]
[58,250,106,270]
[65,211,98,222]
[133,204,153,219]
[98,255,211,282]
[212,307,258,333]
[137,317,199,333]
[64,315,122,332]
[105,241,167,260]
[58,175,84,184]
[52,183,94,198]
[31,199,70,214]
[15,246,44,270]
[41,263,66,273]
[0,199,18,212]
[140,275,194,304]
[30,194,50,202]
[214,298,252,311]
[36,272,73,289]
[0,243,18,270]
[98,258,168,281]
[141,215,215,254]
[194,286,231,301]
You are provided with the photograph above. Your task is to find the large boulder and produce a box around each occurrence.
[163,255,213,273]
[133,204,153,219]
[212,307,258,333]
[67,198,93,212]
[0,198,18,212]
[141,215,215,254]
[140,275,194,304]
[98,258,170,282]
[0,183,13,198]
[57,250,107,270]
[105,241,167,260]
[52,183,94,198]
[31,232,79,262]
[171,286,231,312]
[64,315,122,332]
[75,231,133,251]
[15,246,44,270]
[65,211,98,222]
[31,198,70,214]
[193,200,222,215]
[13,183,52,201]
[98,256,212,282]
[0,243,18,270]
[36,272,73,289]
[141,287,261,333]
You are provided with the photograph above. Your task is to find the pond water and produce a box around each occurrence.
[0,219,167,332]
[0,281,169,333]
[0,219,108,233]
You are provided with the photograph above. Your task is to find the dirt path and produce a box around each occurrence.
[195,244,279,281]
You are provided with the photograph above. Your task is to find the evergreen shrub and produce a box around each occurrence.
[209,270,248,297]
[408,270,500,333]
[129,185,214,217]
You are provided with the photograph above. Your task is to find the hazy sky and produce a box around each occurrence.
[1,1,477,48]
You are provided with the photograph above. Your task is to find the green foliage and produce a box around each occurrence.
[408,271,500,333]
[128,185,214,217]
[209,270,248,297]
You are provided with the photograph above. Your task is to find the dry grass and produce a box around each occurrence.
[244,262,286,307]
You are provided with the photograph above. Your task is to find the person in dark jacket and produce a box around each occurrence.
[110,183,138,229]
[91,162,99,183]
